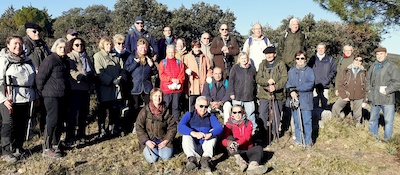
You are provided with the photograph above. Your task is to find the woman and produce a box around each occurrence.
[0,35,36,162]
[66,37,94,147]
[124,38,157,132]
[175,38,187,60]
[136,88,177,163]
[94,37,126,138]
[36,38,70,158]
[332,56,366,125]
[221,105,267,174]
[286,51,315,148]
[158,45,185,120]
[228,52,257,134]
[182,40,212,112]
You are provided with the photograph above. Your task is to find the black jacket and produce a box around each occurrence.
[36,53,70,97]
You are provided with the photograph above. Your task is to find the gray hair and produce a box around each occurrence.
[51,38,67,53]
[289,18,299,26]
[195,96,208,105]
[166,44,175,51]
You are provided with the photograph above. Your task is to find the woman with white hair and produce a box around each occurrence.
[36,38,70,158]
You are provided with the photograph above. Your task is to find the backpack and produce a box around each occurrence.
[4,59,35,88]
[248,37,270,46]
[208,79,228,90]
[163,58,181,68]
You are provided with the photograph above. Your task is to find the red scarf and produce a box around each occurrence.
[343,53,350,58]
[149,101,163,117]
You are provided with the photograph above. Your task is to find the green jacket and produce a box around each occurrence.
[335,55,354,90]
[278,30,306,67]
[256,59,288,101]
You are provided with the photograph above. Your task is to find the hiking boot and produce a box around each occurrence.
[1,154,17,163]
[200,156,211,172]
[235,156,248,172]
[247,161,267,174]
[99,128,107,138]
[13,148,29,158]
[185,156,198,171]
[42,148,62,159]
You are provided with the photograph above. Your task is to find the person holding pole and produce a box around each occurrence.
[0,35,36,162]
[286,51,314,148]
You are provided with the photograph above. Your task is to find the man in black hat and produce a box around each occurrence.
[23,22,51,71]
[66,29,78,41]
[125,16,158,61]
[256,46,287,138]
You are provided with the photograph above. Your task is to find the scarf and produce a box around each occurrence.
[149,101,164,117]
[165,37,173,44]
[232,118,245,126]
[343,53,351,58]
[6,49,24,62]
[295,64,306,70]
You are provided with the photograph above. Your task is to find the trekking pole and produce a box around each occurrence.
[26,101,34,141]
[268,97,273,145]
[271,93,280,144]
[295,98,306,149]
[146,146,160,175]
[6,75,13,114]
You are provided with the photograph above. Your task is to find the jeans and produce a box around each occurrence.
[142,146,174,163]
[232,100,256,134]
[369,104,395,140]
[292,109,312,145]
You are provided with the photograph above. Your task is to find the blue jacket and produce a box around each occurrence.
[308,55,336,89]
[178,111,223,144]
[286,65,315,111]
[124,54,157,95]
[201,78,231,103]
[125,29,158,57]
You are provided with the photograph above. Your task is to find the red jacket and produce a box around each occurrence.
[221,118,253,150]
[158,58,185,94]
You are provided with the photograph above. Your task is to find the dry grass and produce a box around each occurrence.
[1,108,400,174]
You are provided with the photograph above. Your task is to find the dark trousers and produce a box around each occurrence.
[189,95,200,113]
[66,90,89,141]
[44,97,66,149]
[132,93,150,110]
[228,145,263,163]
[164,93,181,120]
[259,99,282,131]
[97,100,121,132]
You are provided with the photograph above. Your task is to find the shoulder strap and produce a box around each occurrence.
[248,37,252,46]
[224,79,229,88]
[164,59,181,68]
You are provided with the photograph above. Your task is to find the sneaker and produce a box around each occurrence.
[42,148,62,159]
[235,156,248,172]
[2,154,17,163]
[247,161,267,174]
[185,156,198,171]
[132,123,137,134]
[99,128,107,138]
[200,156,211,172]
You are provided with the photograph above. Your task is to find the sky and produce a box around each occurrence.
[1,0,398,54]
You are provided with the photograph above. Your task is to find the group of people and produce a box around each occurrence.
[0,16,398,174]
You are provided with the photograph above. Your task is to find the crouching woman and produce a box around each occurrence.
[221,105,267,174]
[136,88,177,163]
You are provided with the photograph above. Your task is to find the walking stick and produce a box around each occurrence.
[271,93,280,143]
[146,146,160,175]
[268,96,273,145]
[294,98,306,149]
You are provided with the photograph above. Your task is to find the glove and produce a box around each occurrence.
[175,83,181,90]
[113,78,121,85]
[379,86,387,95]
[227,140,238,154]
[362,102,367,108]
[185,68,192,75]
[206,77,212,84]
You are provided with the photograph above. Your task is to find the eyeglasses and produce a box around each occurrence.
[354,59,363,62]
[74,44,83,47]
[136,22,144,25]
[296,57,306,60]
[31,30,38,34]
[232,111,242,114]
[199,105,209,108]
[117,42,124,45]
[220,28,228,31]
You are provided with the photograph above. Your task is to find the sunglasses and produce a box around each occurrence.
[199,105,209,108]
[296,57,306,60]
[354,59,363,62]
[74,44,83,47]
[220,28,228,31]
[232,111,242,114]
[117,42,124,45]
[136,22,144,24]
[31,30,38,34]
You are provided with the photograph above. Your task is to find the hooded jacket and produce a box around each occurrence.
[286,65,315,111]
[337,64,366,100]
[124,53,157,95]
[221,118,253,150]
[256,58,287,101]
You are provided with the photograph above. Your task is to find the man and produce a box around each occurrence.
[210,24,240,78]
[66,29,78,41]
[23,22,51,71]
[178,96,223,172]
[256,46,287,135]
[157,26,176,63]
[366,47,400,141]
[307,42,336,109]
[125,16,158,61]
[200,32,214,68]
[202,67,232,123]
[332,56,366,125]
[243,23,271,71]
[278,18,306,68]
[335,45,355,96]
